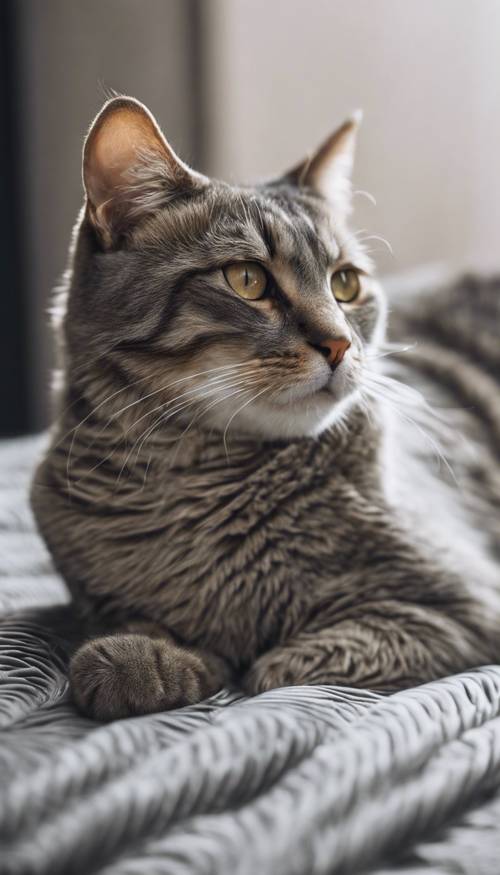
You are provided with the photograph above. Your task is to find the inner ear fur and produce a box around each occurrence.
[83,96,206,246]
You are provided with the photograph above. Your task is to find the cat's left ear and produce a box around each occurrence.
[83,96,208,247]
[280,111,361,220]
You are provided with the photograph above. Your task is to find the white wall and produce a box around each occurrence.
[203,0,500,276]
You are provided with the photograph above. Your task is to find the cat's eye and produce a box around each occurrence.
[224,262,268,300]
[331,269,360,303]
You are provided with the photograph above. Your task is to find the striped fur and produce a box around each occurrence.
[31,99,500,720]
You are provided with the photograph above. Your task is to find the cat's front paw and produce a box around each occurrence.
[70,634,215,721]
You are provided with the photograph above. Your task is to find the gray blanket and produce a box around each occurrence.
[2,438,500,875]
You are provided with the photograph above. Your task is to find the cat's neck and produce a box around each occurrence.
[139,400,382,495]
[54,387,382,509]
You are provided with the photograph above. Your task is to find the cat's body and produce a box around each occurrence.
[34,389,498,704]
[383,277,500,620]
[31,98,500,720]
[36,406,381,667]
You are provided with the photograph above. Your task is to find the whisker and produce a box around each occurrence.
[113,397,200,492]
[355,232,394,256]
[365,342,417,361]
[363,370,435,410]
[222,386,270,458]
[366,369,475,457]
[65,360,261,492]
[49,353,121,428]
[353,190,377,206]
[361,383,457,483]
[168,384,262,469]
[121,368,265,438]
[116,376,264,489]
[70,368,267,493]
[65,373,151,498]
[103,361,259,429]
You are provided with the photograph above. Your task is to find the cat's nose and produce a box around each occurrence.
[313,337,351,369]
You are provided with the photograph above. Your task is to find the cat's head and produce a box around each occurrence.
[62,96,386,441]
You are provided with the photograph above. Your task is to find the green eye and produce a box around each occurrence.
[331,269,360,303]
[224,262,268,300]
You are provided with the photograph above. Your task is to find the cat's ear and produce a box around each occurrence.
[281,111,361,220]
[83,96,207,247]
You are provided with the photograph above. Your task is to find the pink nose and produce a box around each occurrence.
[318,337,351,368]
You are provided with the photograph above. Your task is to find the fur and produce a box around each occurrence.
[31,98,500,720]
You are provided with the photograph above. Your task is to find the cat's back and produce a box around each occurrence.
[381,271,500,610]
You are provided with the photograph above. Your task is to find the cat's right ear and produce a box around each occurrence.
[83,96,208,248]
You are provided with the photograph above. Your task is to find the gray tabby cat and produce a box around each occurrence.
[31,97,500,721]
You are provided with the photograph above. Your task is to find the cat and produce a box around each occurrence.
[31,96,500,721]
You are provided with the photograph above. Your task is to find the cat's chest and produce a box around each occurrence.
[119,454,365,665]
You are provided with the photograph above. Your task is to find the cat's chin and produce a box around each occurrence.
[203,382,360,441]
[240,391,359,440]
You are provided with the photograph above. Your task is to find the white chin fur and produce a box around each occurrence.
[231,390,360,439]
[187,352,362,441]
[201,383,360,441]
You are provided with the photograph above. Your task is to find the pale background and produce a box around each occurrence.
[5,0,500,430]
[202,0,500,276]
